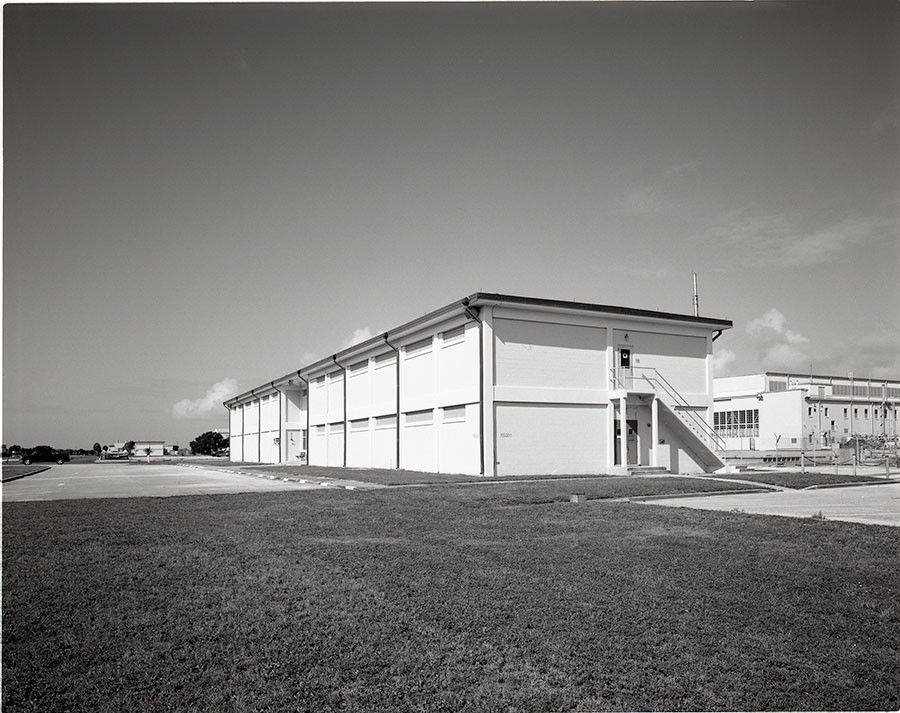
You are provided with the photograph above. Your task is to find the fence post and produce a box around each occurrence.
[887,455,891,479]
[853,452,857,477]
[801,449,805,474]
[835,454,839,477]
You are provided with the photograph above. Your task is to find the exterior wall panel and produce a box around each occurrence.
[495,403,607,476]
[494,319,607,390]
[229,435,243,462]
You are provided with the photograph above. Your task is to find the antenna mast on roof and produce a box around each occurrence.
[692,272,699,317]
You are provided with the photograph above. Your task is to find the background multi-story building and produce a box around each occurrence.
[713,372,900,451]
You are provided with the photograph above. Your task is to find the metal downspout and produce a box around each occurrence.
[462,299,484,476]
[333,355,347,467]
[712,329,723,342]
[296,371,309,465]
[273,381,281,464]
[383,333,401,469]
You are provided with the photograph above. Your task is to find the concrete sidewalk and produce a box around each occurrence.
[637,482,900,527]
[1,462,359,502]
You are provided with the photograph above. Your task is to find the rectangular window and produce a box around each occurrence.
[348,360,368,375]
[864,409,869,418]
[854,408,858,417]
[442,405,467,422]
[441,325,465,345]
[405,409,433,426]
[374,352,396,368]
[824,407,829,417]
[404,337,433,358]
[844,408,848,418]
[375,415,397,429]
[315,425,326,435]
[349,418,369,432]
[808,407,812,417]
[328,422,344,434]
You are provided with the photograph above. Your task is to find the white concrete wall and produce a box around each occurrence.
[310,424,327,466]
[495,403,608,476]
[494,318,607,397]
[327,422,344,466]
[615,328,708,395]
[715,389,805,450]
[372,415,397,469]
[714,374,769,398]
[229,435,243,462]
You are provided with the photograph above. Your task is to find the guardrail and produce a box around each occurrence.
[610,366,727,454]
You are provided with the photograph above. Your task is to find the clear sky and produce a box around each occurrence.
[4,1,899,448]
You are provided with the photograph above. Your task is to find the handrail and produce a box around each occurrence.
[610,366,727,452]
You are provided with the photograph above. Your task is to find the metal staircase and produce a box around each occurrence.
[610,366,728,472]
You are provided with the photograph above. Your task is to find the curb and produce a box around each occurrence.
[2,466,51,484]
[802,479,896,491]
[176,463,363,491]
[620,487,774,502]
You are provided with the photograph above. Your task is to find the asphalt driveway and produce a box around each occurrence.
[1,462,335,502]
[638,482,900,527]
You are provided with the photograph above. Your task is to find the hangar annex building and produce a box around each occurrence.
[224,293,733,476]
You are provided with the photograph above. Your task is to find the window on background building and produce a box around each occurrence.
[854,408,859,417]
[844,408,848,418]
[865,409,869,418]
[713,408,759,437]
[825,407,829,417]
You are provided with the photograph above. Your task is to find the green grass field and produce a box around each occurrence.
[1,465,51,483]
[722,470,890,489]
[4,482,898,712]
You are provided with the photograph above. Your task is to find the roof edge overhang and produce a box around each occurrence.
[224,291,734,408]
[468,292,732,329]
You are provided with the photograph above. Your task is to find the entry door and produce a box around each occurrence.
[286,429,307,463]
[614,419,639,465]
[618,347,632,388]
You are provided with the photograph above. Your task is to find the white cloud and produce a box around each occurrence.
[712,211,893,267]
[172,378,238,420]
[342,327,374,350]
[745,308,811,371]
[712,348,737,376]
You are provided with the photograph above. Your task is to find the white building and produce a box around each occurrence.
[713,372,900,451]
[224,293,733,476]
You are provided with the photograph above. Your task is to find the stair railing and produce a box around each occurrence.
[610,365,727,453]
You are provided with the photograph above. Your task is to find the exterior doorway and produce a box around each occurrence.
[286,429,307,463]
[614,418,639,465]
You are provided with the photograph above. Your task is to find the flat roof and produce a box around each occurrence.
[717,371,899,383]
[225,292,732,406]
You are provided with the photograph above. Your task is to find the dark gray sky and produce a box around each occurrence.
[4,1,899,447]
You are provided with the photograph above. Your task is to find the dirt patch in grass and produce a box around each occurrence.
[1,465,50,483]
[723,471,889,489]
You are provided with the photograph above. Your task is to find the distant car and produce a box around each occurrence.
[21,446,70,465]
[213,448,229,457]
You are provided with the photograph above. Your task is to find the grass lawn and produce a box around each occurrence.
[242,464,624,486]
[1,465,51,483]
[4,485,898,712]
[723,471,891,489]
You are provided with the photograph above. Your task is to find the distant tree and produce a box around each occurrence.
[190,431,227,456]
[10,444,22,454]
[93,442,102,456]
[124,440,135,454]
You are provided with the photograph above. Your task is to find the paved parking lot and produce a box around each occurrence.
[2,462,335,502]
[639,482,900,527]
